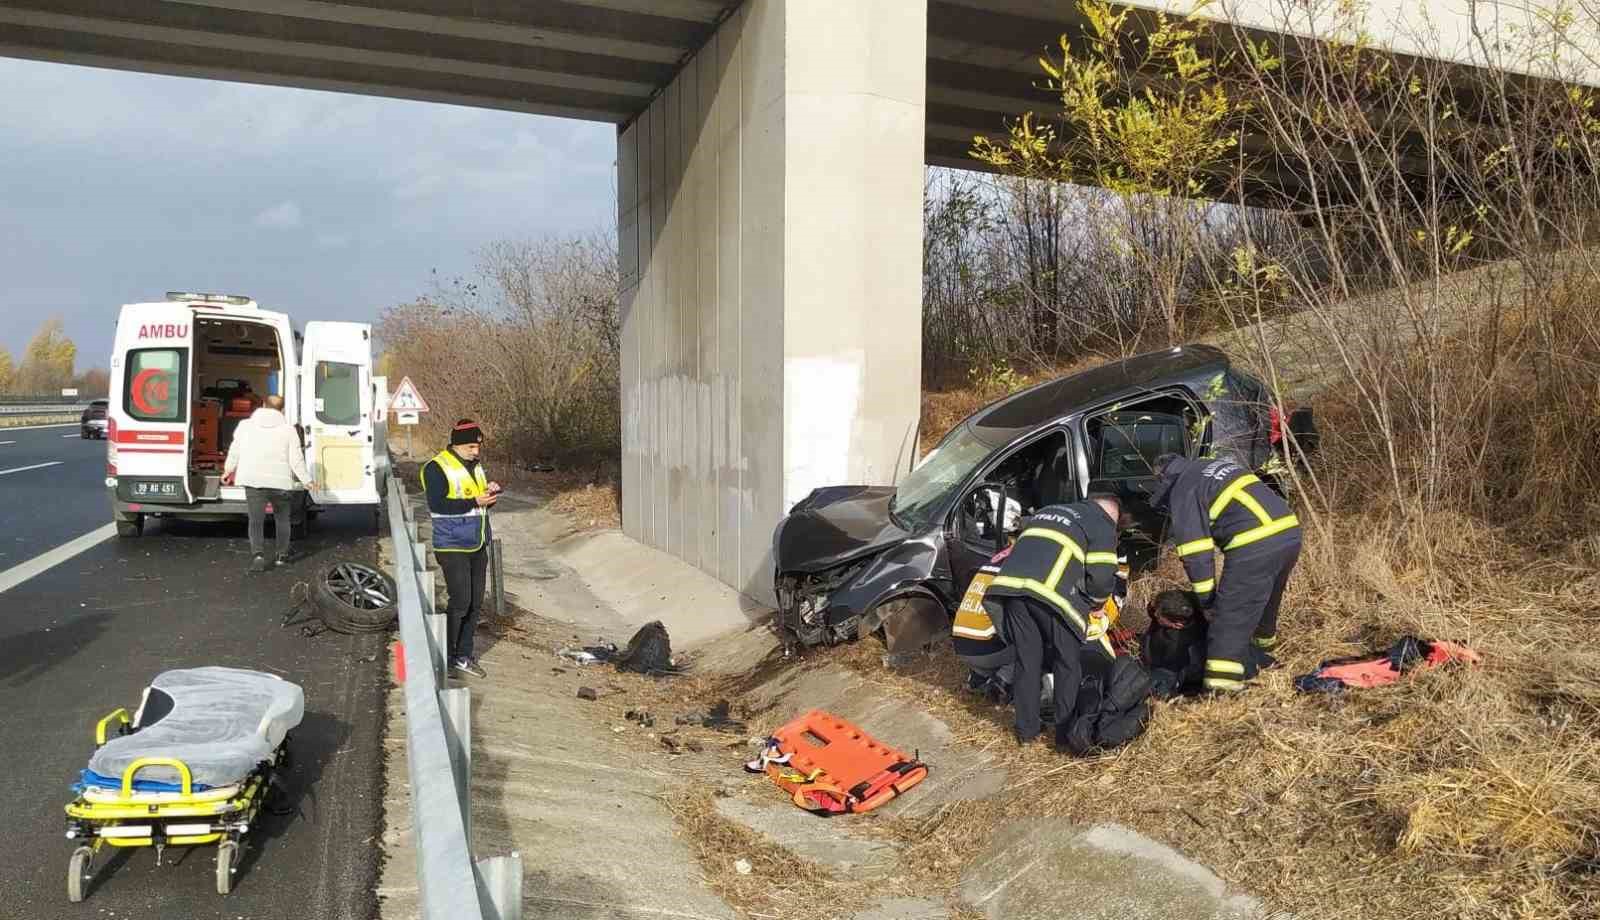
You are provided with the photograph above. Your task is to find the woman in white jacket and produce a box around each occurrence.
[223,395,313,572]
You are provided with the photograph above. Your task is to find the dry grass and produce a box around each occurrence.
[529,470,621,530]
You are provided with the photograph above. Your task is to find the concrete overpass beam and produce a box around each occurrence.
[618,0,927,602]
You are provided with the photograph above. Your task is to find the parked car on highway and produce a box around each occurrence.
[80,399,108,439]
[106,292,383,537]
[771,344,1309,654]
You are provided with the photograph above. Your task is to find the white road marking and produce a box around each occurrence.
[0,522,117,596]
[63,433,84,438]
[0,461,63,477]
[0,441,13,446]
[0,422,79,432]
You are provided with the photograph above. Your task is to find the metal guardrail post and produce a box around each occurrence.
[490,538,505,620]
[476,854,523,920]
[440,686,471,838]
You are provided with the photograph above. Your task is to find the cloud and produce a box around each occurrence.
[253,201,304,229]
[315,231,353,250]
[0,59,616,363]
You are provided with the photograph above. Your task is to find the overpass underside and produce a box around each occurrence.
[0,0,1515,602]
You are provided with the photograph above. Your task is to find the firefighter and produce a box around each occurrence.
[981,496,1121,746]
[1151,454,1302,693]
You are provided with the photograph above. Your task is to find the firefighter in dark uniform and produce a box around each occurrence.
[981,496,1121,745]
[1152,455,1301,692]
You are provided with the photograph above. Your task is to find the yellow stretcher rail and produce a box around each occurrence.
[95,709,130,746]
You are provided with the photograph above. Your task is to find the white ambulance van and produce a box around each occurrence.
[106,292,381,537]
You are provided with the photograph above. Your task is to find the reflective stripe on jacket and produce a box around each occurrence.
[422,449,490,552]
[982,501,1118,648]
[952,564,1006,660]
[1165,458,1300,602]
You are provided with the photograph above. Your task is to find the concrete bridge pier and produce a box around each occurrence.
[617,0,927,602]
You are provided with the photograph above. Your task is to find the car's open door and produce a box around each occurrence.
[300,321,379,505]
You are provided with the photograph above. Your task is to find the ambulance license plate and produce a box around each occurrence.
[126,479,182,500]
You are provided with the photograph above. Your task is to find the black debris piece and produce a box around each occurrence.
[576,687,599,701]
[615,621,674,674]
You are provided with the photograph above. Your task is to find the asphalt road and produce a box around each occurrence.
[0,423,387,919]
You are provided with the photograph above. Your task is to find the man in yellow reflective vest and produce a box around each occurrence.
[420,419,501,679]
[980,496,1122,746]
[1152,455,1301,693]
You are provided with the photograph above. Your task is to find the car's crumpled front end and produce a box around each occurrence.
[772,485,948,648]
[774,557,873,647]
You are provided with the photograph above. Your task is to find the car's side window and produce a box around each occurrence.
[1084,392,1199,483]
[953,429,1072,550]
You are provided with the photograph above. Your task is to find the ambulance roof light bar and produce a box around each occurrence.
[166,291,254,306]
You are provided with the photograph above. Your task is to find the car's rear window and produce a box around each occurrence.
[123,348,188,422]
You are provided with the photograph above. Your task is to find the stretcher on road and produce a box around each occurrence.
[63,667,304,901]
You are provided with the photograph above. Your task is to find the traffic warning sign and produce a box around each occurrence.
[388,376,429,414]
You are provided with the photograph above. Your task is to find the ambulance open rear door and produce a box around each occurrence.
[300,321,379,506]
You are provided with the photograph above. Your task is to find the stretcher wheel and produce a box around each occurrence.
[67,846,92,903]
[215,840,238,895]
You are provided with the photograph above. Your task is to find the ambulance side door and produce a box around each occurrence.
[299,321,377,505]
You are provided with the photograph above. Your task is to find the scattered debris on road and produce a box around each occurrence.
[557,641,618,666]
[616,620,676,674]
[576,686,598,701]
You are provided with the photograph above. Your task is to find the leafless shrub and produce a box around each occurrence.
[377,234,619,469]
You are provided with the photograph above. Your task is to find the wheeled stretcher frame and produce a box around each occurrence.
[63,707,288,901]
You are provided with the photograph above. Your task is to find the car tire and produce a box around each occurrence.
[867,595,950,668]
[81,428,90,439]
[311,562,398,634]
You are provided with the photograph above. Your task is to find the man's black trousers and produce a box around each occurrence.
[1000,596,1086,743]
[438,548,487,662]
[244,487,293,560]
[1206,536,1301,690]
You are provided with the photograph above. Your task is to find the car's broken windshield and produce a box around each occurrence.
[891,425,994,531]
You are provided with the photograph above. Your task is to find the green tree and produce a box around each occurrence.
[0,347,13,395]
[15,318,77,395]
[970,0,1269,343]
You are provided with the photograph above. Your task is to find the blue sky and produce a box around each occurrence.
[0,58,617,370]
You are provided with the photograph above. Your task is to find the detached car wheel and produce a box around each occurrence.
[312,561,398,634]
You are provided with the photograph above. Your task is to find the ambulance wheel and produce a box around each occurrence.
[216,840,238,895]
[67,846,92,902]
[115,515,144,538]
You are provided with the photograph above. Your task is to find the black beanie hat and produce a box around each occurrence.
[450,419,484,446]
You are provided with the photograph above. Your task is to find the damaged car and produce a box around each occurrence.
[772,344,1309,654]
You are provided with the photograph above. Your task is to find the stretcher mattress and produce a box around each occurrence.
[87,667,304,789]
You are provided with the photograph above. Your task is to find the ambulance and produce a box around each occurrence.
[106,292,384,537]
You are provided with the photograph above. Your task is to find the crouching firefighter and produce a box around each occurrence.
[952,546,1017,704]
[981,497,1123,747]
[1151,455,1302,693]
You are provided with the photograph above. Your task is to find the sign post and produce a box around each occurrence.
[388,376,430,457]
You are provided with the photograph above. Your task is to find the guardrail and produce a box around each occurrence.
[386,477,521,920]
[0,403,88,416]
